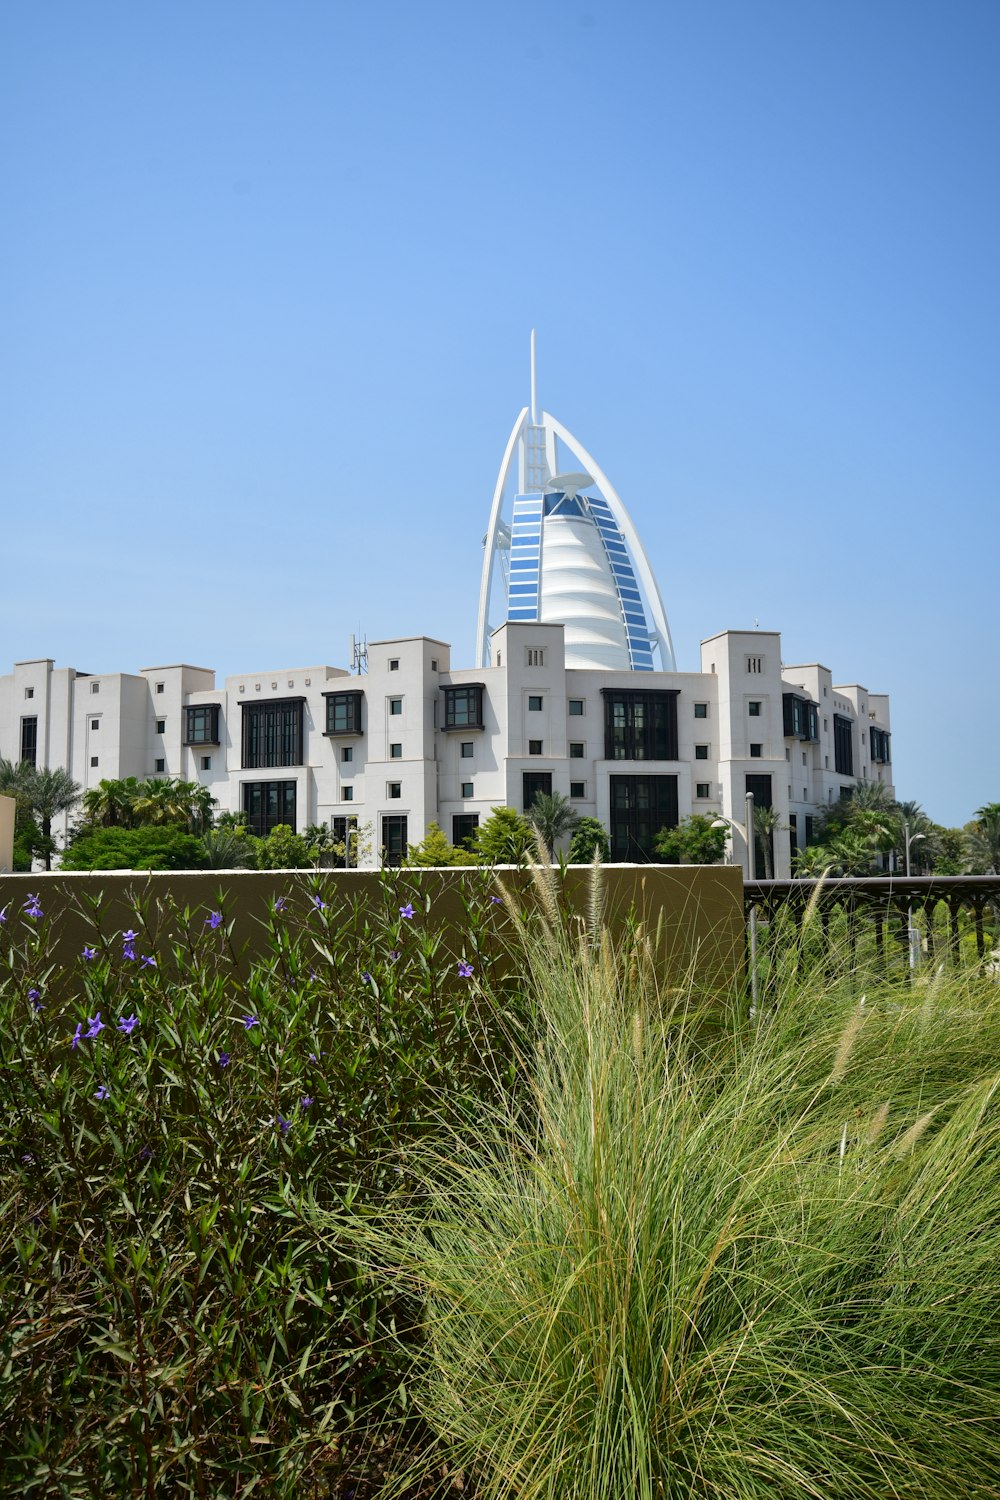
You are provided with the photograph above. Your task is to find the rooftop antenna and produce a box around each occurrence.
[349,632,368,675]
[530,328,538,425]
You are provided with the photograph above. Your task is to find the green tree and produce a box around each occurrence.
[0,758,44,870]
[200,827,257,869]
[752,805,787,880]
[567,817,611,863]
[404,822,476,867]
[25,766,81,870]
[967,803,1000,874]
[472,806,536,867]
[654,814,728,866]
[131,778,215,831]
[527,792,579,859]
[82,777,142,828]
[249,824,312,870]
[61,826,210,870]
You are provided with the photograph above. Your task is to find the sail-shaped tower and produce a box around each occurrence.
[476,333,676,672]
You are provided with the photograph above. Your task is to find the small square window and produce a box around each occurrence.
[748,701,761,716]
[570,781,586,798]
[90,681,100,694]
[343,786,354,801]
[156,719,165,734]
[528,695,543,711]
[201,755,212,771]
[568,699,584,716]
[528,740,543,755]
[389,698,402,715]
[569,742,585,758]
[750,743,762,758]
[696,782,711,798]
[460,742,474,758]
[91,718,99,731]
[461,782,474,798]
[390,743,402,758]
[24,687,34,700]
[695,744,709,760]
[389,658,399,671]
[693,702,708,719]
[155,758,165,772]
[431,659,438,671]
[90,755,99,768]
[341,746,353,763]
[155,682,165,694]
[388,782,401,798]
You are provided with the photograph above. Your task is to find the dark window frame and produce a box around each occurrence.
[20,716,38,766]
[609,774,678,863]
[443,683,485,731]
[452,813,479,850]
[184,704,221,746]
[243,779,297,837]
[241,697,305,769]
[833,714,854,776]
[602,688,679,762]
[323,690,364,737]
[522,770,553,811]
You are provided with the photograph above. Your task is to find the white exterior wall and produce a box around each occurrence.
[0,628,893,873]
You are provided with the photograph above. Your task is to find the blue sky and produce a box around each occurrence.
[2,0,997,827]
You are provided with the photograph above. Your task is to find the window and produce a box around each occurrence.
[570,781,586,798]
[750,744,762,758]
[523,770,552,811]
[381,814,408,866]
[602,689,679,761]
[155,682,164,694]
[243,780,297,836]
[332,815,359,868]
[90,681,100,694]
[452,813,479,849]
[389,658,399,671]
[91,718,100,731]
[833,715,854,776]
[528,740,543,755]
[91,756,99,768]
[201,756,211,771]
[388,782,401,798]
[241,699,304,768]
[694,702,708,718]
[782,694,819,741]
[526,648,545,667]
[694,744,709,760]
[443,684,484,730]
[568,699,584,716]
[609,775,678,862]
[390,743,402,758]
[341,746,353,763]
[156,719,165,734]
[155,758,165,773]
[569,742,585,758]
[24,687,33,700]
[528,695,543,711]
[324,691,364,736]
[342,786,354,801]
[745,655,764,673]
[389,698,402,716]
[748,701,761,716]
[802,752,807,764]
[184,705,221,745]
[20,717,37,766]
[870,727,891,764]
[430,659,438,672]
[696,782,711,798]
[460,742,474,758]
[745,773,773,878]
[461,782,474,798]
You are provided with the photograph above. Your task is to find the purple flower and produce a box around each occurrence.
[0,904,8,923]
[217,1052,231,1068]
[490,895,503,906]
[28,987,44,1012]
[94,1084,109,1101]
[117,1014,139,1036]
[308,1051,319,1063]
[273,897,287,913]
[205,911,223,930]
[242,1015,259,1031]
[140,955,156,969]
[361,971,372,984]
[399,903,414,920]
[21,1152,35,1165]
[277,1115,291,1135]
[312,895,327,911]
[138,1145,152,1161]
[82,945,97,961]
[85,1012,105,1040]
[70,1022,84,1050]
[457,961,474,979]
[389,948,401,962]
[23,894,43,920]
[122,929,138,961]
[300,1095,314,1110]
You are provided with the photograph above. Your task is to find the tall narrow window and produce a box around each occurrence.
[20,716,38,766]
[241,699,304,768]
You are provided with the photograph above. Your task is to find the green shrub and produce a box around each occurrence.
[61,825,211,870]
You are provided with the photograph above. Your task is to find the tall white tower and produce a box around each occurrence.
[476,334,676,671]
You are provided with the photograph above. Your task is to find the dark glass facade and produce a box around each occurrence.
[183,705,221,745]
[833,715,854,776]
[782,693,819,741]
[381,814,408,866]
[241,699,305,769]
[452,813,480,849]
[324,691,363,736]
[243,780,297,836]
[20,716,38,766]
[602,689,678,761]
[522,770,552,811]
[443,684,484,730]
[608,774,678,862]
[870,727,891,764]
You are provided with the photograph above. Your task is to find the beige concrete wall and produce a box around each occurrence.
[0,796,14,873]
[0,864,745,998]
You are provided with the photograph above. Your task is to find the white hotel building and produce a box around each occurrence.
[0,341,892,876]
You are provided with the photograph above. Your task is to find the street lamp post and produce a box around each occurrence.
[713,791,758,1012]
[903,821,927,973]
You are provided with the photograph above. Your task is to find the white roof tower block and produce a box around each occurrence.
[476,333,676,671]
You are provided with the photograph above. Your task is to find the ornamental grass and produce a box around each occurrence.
[339,867,1000,1499]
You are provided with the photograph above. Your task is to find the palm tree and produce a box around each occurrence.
[527,792,580,860]
[26,766,81,870]
[967,803,1000,874]
[82,777,141,828]
[794,844,835,877]
[0,757,36,802]
[751,805,786,880]
[201,827,257,869]
[131,778,216,831]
